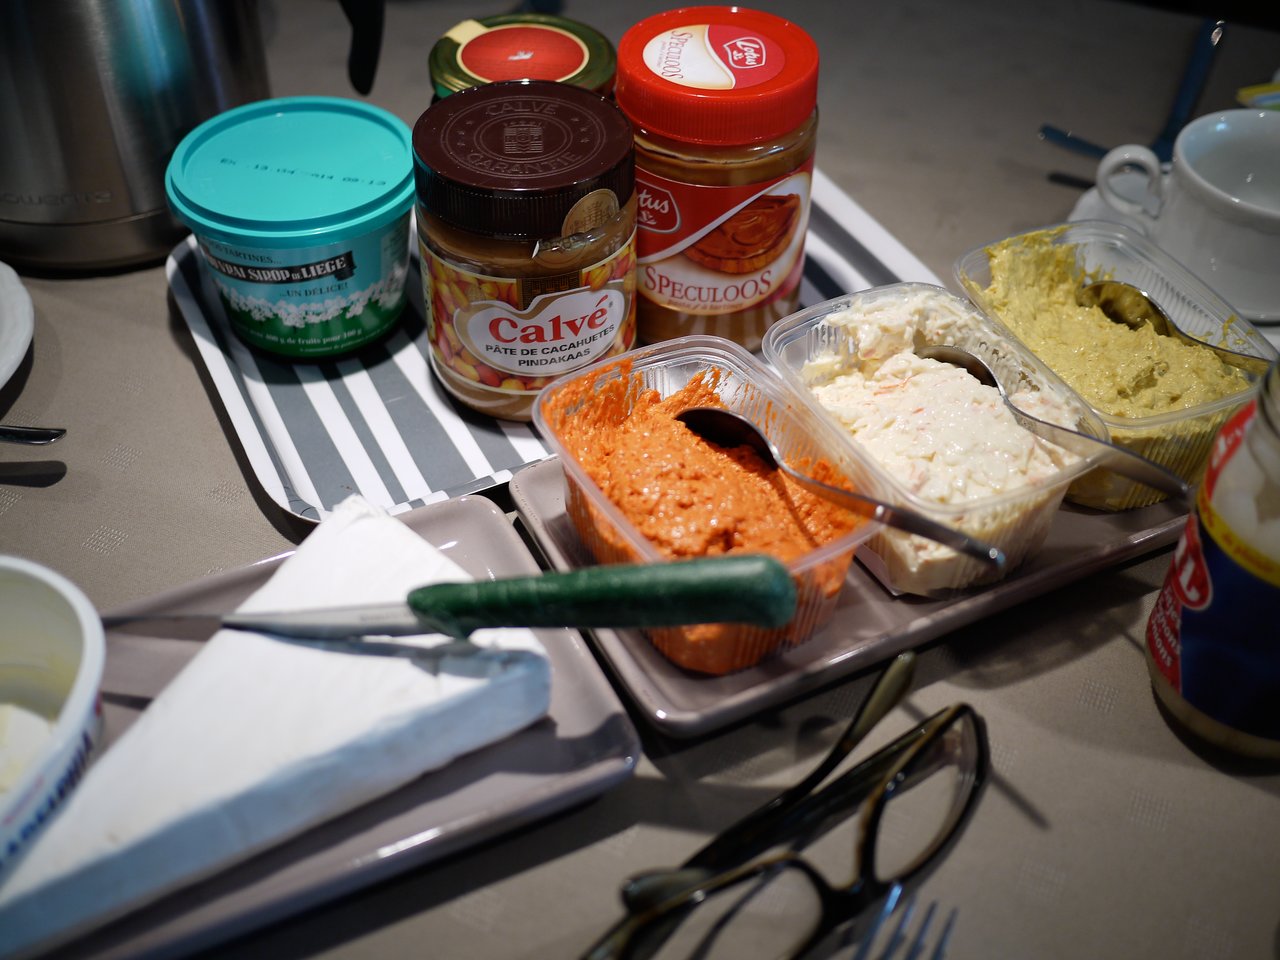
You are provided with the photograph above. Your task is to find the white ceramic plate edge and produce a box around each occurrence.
[0,260,35,388]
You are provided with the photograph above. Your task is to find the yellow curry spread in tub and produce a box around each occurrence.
[959,222,1271,510]
[981,228,1249,419]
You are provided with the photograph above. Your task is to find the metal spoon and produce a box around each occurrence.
[674,408,1006,570]
[917,344,1192,506]
[1077,279,1270,378]
[0,425,65,444]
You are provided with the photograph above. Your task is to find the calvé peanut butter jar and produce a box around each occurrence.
[615,6,818,350]
[412,80,637,420]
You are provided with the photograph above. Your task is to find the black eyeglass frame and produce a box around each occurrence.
[584,701,989,960]
[680,653,918,879]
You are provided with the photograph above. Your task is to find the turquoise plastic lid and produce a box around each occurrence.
[165,96,415,248]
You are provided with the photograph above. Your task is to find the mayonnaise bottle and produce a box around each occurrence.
[1146,360,1280,758]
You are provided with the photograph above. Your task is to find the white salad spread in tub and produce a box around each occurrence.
[799,286,1084,594]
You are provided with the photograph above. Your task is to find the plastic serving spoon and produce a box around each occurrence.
[101,554,799,642]
[917,344,1192,506]
[674,407,1006,570]
[1077,279,1270,378]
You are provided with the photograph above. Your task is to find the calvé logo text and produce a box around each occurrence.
[463,286,625,375]
[486,292,612,345]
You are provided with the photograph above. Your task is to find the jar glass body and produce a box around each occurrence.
[1145,362,1280,757]
[630,110,817,352]
[417,194,637,421]
[1211,371,1280,546]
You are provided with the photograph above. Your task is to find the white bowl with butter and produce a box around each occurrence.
[0,557,103,883]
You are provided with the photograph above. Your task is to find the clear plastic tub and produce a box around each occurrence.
[762,283,1108,596]
[533,335,884,674]
[955,220,1277,510]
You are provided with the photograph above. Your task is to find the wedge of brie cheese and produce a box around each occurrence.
[0,496,551,957]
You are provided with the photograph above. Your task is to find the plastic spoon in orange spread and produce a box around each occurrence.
[675,408,1006,570]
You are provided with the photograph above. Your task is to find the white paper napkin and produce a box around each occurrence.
[0,496,551,957]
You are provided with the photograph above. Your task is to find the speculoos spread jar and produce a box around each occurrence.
[412,80,636,420]
[615,6,819,351]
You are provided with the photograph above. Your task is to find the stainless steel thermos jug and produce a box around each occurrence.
[0,0,384,272]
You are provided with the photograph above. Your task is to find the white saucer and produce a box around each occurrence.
[0,260,34,388]
[1068,170,1160,234]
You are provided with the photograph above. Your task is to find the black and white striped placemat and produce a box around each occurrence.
[167,170,940,522]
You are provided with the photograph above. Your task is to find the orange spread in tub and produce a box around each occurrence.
[542,361,863,674]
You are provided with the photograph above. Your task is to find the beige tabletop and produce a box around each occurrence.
[3,2,1279,958]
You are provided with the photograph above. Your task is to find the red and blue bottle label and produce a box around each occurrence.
[1146,399,1280,741]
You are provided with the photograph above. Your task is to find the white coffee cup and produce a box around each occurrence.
[1096,109,1280,323]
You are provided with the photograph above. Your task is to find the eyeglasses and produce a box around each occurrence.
[581,653,989,960]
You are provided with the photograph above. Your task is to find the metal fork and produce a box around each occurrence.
[850,885,957,960]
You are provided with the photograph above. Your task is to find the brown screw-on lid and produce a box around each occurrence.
[413,80,634,240]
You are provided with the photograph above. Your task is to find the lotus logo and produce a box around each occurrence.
[637,182,679,233]
[722,36,765,69]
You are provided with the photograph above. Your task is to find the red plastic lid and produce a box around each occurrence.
[429,14,616,98]
[459,25,587,83]
[615,6,819,146]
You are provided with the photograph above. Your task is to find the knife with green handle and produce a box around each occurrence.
[102,555,798,641]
